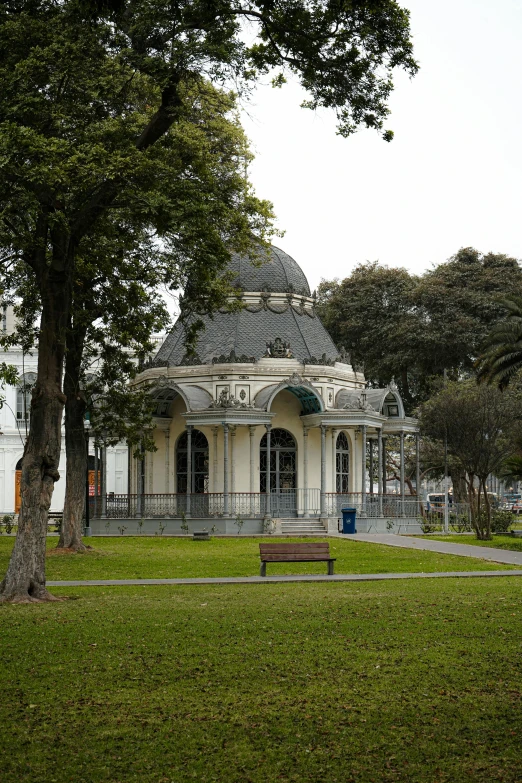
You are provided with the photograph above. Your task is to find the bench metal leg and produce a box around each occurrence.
[260,561,266,577]
[327,560,334,576]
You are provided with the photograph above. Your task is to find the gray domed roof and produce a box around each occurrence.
[229,245,311,296]
[153,245,339,367]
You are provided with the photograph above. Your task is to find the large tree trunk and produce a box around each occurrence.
[58,325,88,551]
[449,467,467,503]
[0,266,71,602]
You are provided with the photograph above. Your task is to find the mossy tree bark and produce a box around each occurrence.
[58,326,88,552]
[0,262,71,602]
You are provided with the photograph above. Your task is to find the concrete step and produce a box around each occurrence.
[281,522,326,534]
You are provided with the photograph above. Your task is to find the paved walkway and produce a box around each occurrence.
[47,570,522,587]
[347,533,522,566]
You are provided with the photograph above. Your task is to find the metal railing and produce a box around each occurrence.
[324,492,424,519]
[94,490,323,519]
[93,490,453,520]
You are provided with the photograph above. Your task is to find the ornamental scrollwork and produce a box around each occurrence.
[304,353,335,367]
[264,337,294,359]
[209,388,256,410]
[212,349,256,364]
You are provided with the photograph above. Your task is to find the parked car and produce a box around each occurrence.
[425,492,453,513]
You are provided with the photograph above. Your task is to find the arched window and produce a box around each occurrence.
[336,432,350,493]
[176,429,209,493]
[260,428,297,492]
[16,372,36,430]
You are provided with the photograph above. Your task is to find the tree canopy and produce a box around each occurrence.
[317,248,522,412]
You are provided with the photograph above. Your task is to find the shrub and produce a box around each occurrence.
[490,509,514,533]
[449,513,472,533]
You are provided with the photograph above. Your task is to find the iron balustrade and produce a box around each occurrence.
[91,490,460,520]
[92,491,324,519]
[324,492,424,519]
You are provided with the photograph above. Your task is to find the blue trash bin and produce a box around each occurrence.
[340,507,357,534]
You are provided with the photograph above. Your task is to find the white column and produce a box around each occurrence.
[331,428,337,494]
[303,426,309,517]
[249,426,256,493]
[101,443,107,518]
[230,425,236,495]
[369,439,374,495]
[361,425,367,512]
[223,423,229,515]
[415,432,420,502]
[94,443,99,515]
[265,424,271,517]
[400,430,405,501]
[320,425,326,516]
[382,436,387,496]
[164,429,170,494]
[377,428,383,516]
[186,425,192,517]
[212,427,218,492]
[148,449,154,494]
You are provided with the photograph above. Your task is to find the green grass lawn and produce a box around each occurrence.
[0,536,515,581]
[428,534,522,553]
[1,578,521,782]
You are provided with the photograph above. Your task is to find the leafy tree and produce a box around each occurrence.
[318,249,522,412]
[0,0,417,601]
[476,296,522,390]
[413,248,522,380]
[317,263,420,406]
[417,380,521,540]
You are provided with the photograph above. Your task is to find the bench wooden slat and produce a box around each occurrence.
[259,543,330,555]
[261,552,335,561]
[258,542,335,576]
[260,549,331,556]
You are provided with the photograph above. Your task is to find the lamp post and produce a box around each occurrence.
[84,416,91,537]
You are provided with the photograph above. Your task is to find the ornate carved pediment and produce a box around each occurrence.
[209,388,256,410]
[212,349,256,364]
[264,337,294,359]
[342,391,375,412]
[286,372,304,387]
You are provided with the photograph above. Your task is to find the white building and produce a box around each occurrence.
[0,306,139,514]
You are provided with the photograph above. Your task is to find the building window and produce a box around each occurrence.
[176,429,209,493]
[260,428,297,492]
[16,373,36,429]
[336,432,350,493]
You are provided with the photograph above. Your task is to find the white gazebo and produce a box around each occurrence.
[91,245,419,535]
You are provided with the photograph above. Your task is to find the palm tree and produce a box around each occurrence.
[476,296,522,389]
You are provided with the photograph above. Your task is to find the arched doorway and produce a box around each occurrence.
[260,428,297,515]
[336,432,350,493]
[15,458,23,513]
[176,429,209,494]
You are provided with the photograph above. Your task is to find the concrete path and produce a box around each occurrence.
[348,533,522,566]
[47,570,522,587]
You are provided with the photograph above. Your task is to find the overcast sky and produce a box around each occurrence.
[240,0,522,292]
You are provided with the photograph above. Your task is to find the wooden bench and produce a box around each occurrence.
[259,542,335,577]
